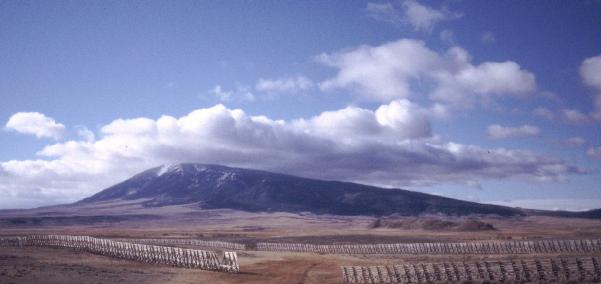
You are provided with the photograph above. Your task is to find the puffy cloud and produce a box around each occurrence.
[366,1,461,32]
[430,48,536,106]
[318,39,439,101]
[454,62,534,95]
[486,124,541,140]
[588,146,601,160]
[0,104,584,208]
[256,76,313,94]
[318,39,536,106]
[5,112,66,140]
[582,55,601,121]
[374,99,430,137]
[76,126,95,142]
[580,55,601,90]
[402,0,449,32]
[293,99,431,144]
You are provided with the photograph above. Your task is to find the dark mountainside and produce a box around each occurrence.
[526,208,601,219]
[78,163,523,217]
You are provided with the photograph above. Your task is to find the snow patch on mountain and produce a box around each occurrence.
[192,164,208,173]
[156,164,184,176]
[217,172,236,188]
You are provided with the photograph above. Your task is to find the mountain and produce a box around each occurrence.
[78,163,522,217]
[526,208,601,219]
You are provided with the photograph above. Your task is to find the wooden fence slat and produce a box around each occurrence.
[0,235,239,273]
[341,257,601,283]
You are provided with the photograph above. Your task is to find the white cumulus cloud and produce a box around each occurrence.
[402,0,448,31]
[293,99,431,144]
[76,126,96,142]
[581,55,601,90]
[318,39,536,106]
[0,104,585,208]
[580,54,601,121]
[318,39,439,101]
[5,112,66,140]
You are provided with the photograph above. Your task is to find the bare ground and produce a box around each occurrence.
[2,207,601,283]
[0,247,347,284]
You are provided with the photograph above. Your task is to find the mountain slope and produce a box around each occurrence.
[78,163,522,217]
[526,208,601,219]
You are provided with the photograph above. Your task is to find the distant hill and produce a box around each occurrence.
[78,163,523,217]
[526,208,601,219]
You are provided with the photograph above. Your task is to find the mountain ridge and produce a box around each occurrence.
[78,163,525,217]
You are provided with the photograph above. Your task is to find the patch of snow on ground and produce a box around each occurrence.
[217,172,236,188]
[193,164,208,172]
[157,164,183,176]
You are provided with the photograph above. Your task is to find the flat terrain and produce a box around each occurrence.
[3,246,601,284]
[2,203,601,283]
[0,247,348,284]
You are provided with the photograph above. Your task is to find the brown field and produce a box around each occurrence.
[1,203,601,283]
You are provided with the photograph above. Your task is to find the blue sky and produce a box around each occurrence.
[1,0,601,210]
